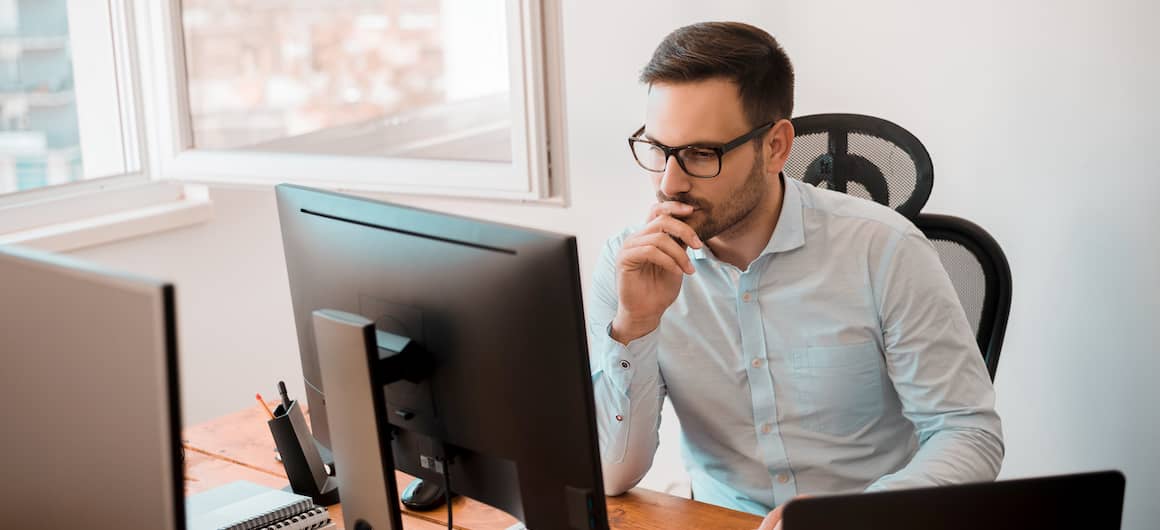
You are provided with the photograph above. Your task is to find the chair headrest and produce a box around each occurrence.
[785,113,933,219]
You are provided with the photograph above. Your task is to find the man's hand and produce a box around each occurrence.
[611,201,702,344]
[757,495,810,530]
[756,502,786,530]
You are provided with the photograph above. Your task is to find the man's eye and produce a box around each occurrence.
[686,149,716,160]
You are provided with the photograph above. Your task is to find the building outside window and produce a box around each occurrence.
[181,0,511,162]
[0,0,83,194]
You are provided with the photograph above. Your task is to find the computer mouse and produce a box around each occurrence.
[401,478,455,511]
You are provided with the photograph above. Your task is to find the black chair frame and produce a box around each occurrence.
[914,213,1012,380]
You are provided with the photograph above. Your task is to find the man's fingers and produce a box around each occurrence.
[642,215,702,249]
[623,232,696,274]
[756,504,785,530]
[619,245,687,277]
[620,242,691,276]
[647,201,695,222]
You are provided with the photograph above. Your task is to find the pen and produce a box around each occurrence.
[278,380,291,411]
[256,393,275,420]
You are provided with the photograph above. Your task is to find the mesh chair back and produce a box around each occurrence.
[915,213,1012,380]
[785,113,933,219]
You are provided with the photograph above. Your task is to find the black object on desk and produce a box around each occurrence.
[278,381,292,410]
[401,478,457,511]
[268,397,340,506]
[782,470,1126,530]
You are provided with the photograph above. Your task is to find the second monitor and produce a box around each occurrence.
[277,184,609,529]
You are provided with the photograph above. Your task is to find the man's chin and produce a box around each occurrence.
[693,215,738,242]
[691,223,719,243]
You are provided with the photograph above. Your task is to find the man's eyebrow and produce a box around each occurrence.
[641,130,725,147]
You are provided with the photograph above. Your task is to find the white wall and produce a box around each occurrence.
[72,187,306,420]
[69,1,1159,528]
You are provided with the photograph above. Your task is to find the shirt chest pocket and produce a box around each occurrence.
[789,341,886,437]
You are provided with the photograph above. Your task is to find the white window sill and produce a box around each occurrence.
[0,182,213,252]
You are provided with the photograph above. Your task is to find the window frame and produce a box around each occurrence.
[140,0,566,201]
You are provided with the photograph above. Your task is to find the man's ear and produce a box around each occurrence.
[765,118,795,176]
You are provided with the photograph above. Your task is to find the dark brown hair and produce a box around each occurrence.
[640,22,795,127]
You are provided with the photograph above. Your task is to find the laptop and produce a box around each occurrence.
[782,470,1125,530]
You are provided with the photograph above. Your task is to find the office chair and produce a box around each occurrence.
[785,113,1010,379]
[784,113,933,219]
[914,213,1011,380]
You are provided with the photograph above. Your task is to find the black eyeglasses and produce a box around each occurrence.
[627,121,775,178]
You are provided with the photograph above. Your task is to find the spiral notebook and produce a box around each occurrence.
[187,480,324,530]
[256,506,332,530]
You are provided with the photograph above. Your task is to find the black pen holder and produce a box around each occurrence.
[268,399,340,506]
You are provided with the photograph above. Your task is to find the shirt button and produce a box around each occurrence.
[761,422,772,435]
[615,415,624,422]
[751,358,764,368]
[619,360,631,369]
[777,473,790,484]
[742,292,752,302]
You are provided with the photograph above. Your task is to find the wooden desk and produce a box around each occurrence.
[183,403,763,529]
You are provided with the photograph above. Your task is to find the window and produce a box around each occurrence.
[1,0,561,249]
[0,1,211,253]
[181,0,511,163]
[148,0,563,200]
[0,0,142,197]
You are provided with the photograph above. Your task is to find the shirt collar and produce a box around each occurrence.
[691,173,806,262]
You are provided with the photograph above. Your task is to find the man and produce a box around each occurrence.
[587,22,1003,529]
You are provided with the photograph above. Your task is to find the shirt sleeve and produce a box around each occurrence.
[587,231,667,496]
[866,229,1005,491]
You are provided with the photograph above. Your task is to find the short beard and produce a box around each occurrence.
[657,148,768,242]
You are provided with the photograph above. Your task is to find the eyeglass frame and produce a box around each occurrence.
[627,120,776,178]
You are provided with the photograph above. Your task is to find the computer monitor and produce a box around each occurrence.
[0,246,184,529]
[276,184,609,529]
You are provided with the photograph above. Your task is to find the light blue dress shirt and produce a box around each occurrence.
[588,176,1004,516]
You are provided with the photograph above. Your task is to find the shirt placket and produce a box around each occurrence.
[736,260,799,505]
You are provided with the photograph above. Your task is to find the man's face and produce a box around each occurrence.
[642,78,771,241]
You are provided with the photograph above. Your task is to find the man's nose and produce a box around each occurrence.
[658,155,692,197]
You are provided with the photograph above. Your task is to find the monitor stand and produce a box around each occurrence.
[313,309,416,530]
[314,308,535,530]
